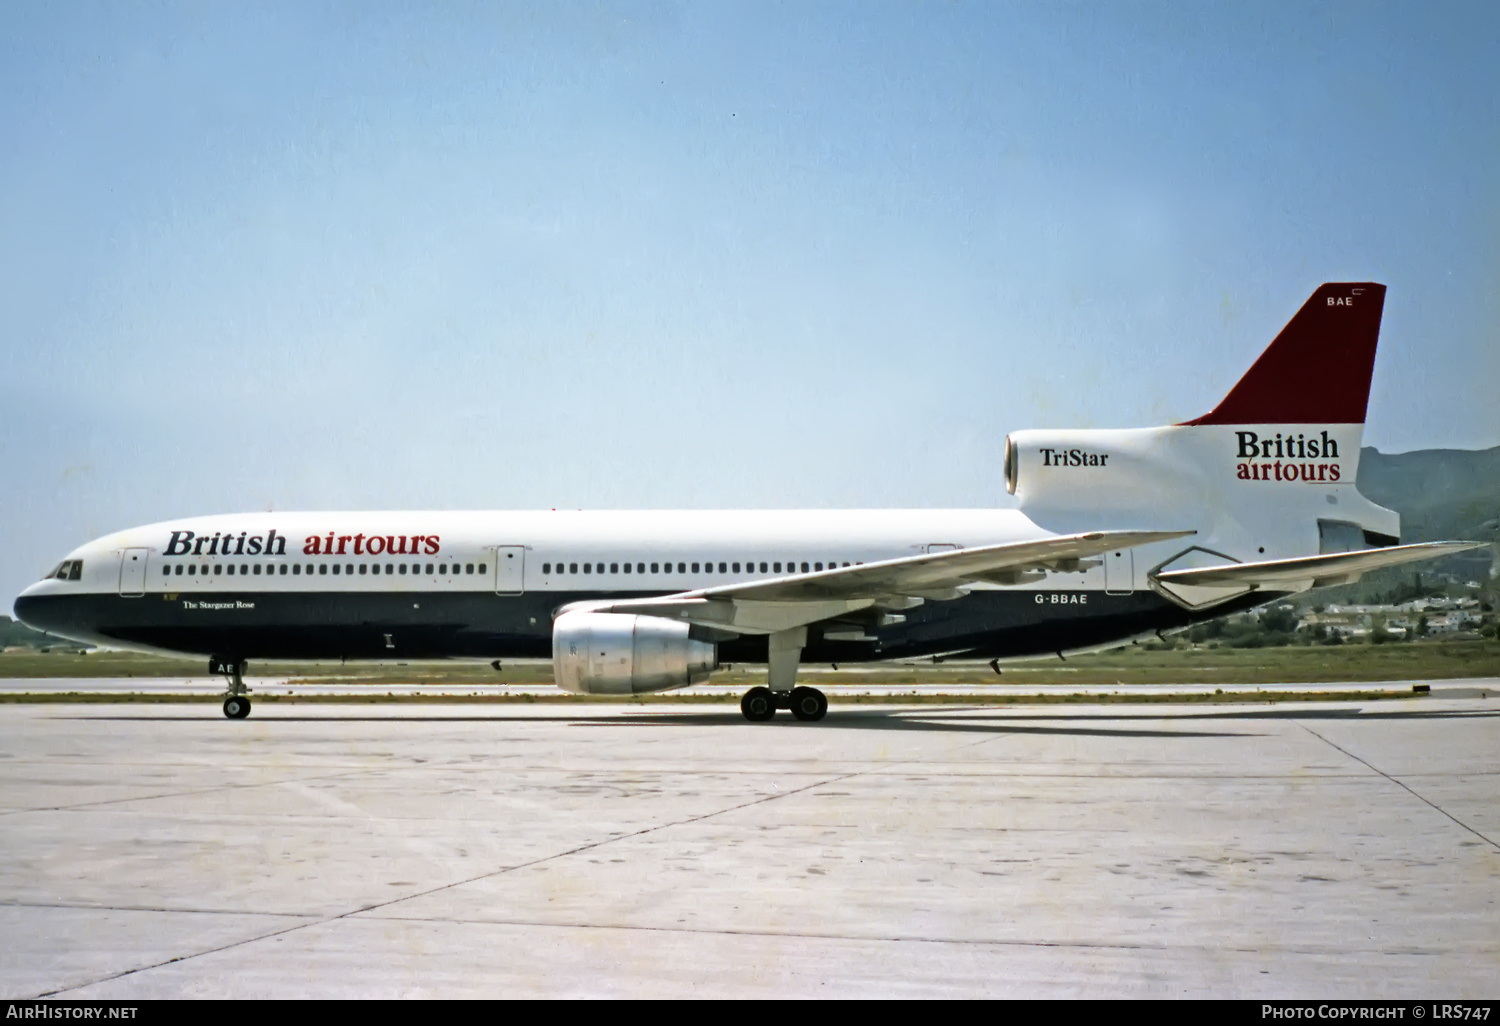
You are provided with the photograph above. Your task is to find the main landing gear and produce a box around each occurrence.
[740,685,827,722]
[213,657,251,719]
[738,627,827,723]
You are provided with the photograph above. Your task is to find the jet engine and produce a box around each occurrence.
[552,611,718,695]
[1004,428,1201,513]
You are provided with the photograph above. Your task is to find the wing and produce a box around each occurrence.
[1153,541,1485,590]
[575,529,1195,634]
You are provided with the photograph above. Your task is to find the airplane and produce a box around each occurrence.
[13,282,1481,722]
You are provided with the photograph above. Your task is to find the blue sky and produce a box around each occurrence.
[2,1,1497,601]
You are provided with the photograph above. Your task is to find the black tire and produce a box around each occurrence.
[223,696,251,720]
[789,686,827,722]
[740,687,776,722]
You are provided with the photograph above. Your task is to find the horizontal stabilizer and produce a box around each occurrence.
[1152,541,1485,590]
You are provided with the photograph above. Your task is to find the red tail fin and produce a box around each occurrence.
[1183,283,1386,426]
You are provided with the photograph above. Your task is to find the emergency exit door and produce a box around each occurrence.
[494,546,525,594]
[119,549,148,597]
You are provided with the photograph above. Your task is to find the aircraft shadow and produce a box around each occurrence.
[58,710,1245,737]
[587,711,1254,738]
[55,705,1495,737]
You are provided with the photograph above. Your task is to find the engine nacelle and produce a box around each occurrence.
[552,611,718,695]
[1004,427,1201,514]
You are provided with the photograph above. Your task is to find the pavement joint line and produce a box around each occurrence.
[344,913,1471,958]
[0,900,320,920]
[1298,724,1500,852]
[349,913,1171,951]
[38,723,1016,998]
[0,767,384,820]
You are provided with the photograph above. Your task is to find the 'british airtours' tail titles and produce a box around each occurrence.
[1235,430,1340,461]
[162,529,443,558]
[1234,430,1343,483]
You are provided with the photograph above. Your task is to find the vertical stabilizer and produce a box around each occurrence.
[1183,283,1385,426]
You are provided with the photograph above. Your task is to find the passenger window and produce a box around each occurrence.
[292,565,301,575]
[569,563,577,574]
[478,563,486,573]
[691,562,700,573]
[637,563,645,573]
[801,562,809,572]
[543,563,551,574]
[253,565,262,575]
[466,563,474,574]
[773,562,781,573]
[718,562,726,573]
[610,563,618,574]
[815,562,823,571]
[398,564,406,574]
[622,563,631,574]
[241,565,247,575]
[426,563,434,574]
[651,563,659,573]
[360,564,368,575]
[280,565,288,575]
[677,562,685,573]
[371,564,380,575]
[319,565,328,575]
[188,565,196,576]
[583,563,592,574]
[163,566,171,576]
[213,566,221,575]
[759,562,768,573]
[176,565,184,576]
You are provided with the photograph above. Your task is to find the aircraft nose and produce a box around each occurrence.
[14,586,67,637]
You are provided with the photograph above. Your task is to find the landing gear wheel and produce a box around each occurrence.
[741,687,776,722]
[223,696,251,720]
[789,686,827,722]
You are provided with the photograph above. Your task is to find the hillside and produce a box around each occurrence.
[1295,445,1500,605]
[0,615,74,650]
[1358,445,1500,544]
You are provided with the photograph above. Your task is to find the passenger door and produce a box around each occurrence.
[494,546,525,594]
[1104,549,1134,595]
[119,548,149,597]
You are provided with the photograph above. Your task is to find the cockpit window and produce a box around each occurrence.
[68,561,82,580]
[51,561,81,581]
[45,563,63,580]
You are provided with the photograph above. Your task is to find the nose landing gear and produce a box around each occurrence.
[213,657,251,719]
